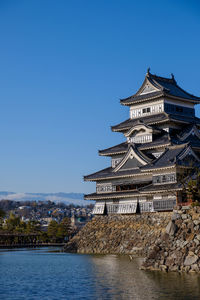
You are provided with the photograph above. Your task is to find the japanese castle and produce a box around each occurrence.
[84,70,200,214]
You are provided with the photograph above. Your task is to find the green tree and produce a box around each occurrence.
[56,217,71,241]
[0,209,5,229]
[177,165,200,204]
[187,171,200,202]
[0,209,5,218]
[47,218,71,242]
[5,213,21,232]
[26,220,41,233]
[47,220,58,242]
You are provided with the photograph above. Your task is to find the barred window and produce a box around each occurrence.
[153,173,176,184]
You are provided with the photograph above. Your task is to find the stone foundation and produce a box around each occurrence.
[141,206,200,273]
[64,213,171,255]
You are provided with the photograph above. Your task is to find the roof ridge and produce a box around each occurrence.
[148,72,176,84]
[149,71,200,100]
[120,71,200,105]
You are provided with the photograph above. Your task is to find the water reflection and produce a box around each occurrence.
[90,255,200,300]
[1,248,200,300]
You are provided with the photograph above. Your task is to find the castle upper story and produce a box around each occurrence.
[111,70,200,137]
[121,69,200,112]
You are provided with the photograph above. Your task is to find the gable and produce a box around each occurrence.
[114,146,148,172]
[119,157,143,171]
[179,125,200,141]
[136,76,160,96]
[133,76,160,98]
[178,155,199,167]
[178,146,200,166]
[140,83,158,95]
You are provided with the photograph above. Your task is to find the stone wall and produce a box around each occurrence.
[64,213,171,254]
[142,206,200,272]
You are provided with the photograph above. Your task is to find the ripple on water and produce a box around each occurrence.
[0,248,200,300]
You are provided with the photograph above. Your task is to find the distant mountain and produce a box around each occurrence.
[0,191,93,206]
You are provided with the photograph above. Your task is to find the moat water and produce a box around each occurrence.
[0,247,200,300]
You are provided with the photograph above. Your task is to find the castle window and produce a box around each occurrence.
[142,107,151,114]
[96,183,115,193]
[130,103,165,119]
[153,176,161,184]
[142,108,147,113]
[153,173,176,185]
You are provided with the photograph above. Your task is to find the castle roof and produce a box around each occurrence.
[99,142,128,156]
[99,133,171,156]
[85,134,200,181]
[141,143,199,171]
[120,71,200,106]
[139,182,182,194]
[84,166,143,181]
[111,113,200,132]
[84,190,139,200]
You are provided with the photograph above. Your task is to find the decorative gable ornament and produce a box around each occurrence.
[114,146,148,172]
[140,82,158,95]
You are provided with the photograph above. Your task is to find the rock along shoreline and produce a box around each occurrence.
[64,206,200,273]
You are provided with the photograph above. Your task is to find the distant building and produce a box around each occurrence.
[70,214,76,228]
[41,217,53,224]
[18,206,31,210]
[84,70,200,214]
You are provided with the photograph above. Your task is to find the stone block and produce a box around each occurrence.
[160,265,168,272]
[172,213,181,221]
[194,220,200,226]
[170,265,180,272]
[191,264,199,272]
[184,254,198,266]
[166,221,177,236]
[182,206,191,210]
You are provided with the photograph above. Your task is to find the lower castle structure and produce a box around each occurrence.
[84,70,200,214]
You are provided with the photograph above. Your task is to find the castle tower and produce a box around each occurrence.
[84,70,200,214]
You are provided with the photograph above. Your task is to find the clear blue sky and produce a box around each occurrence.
[0,0,200,193]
